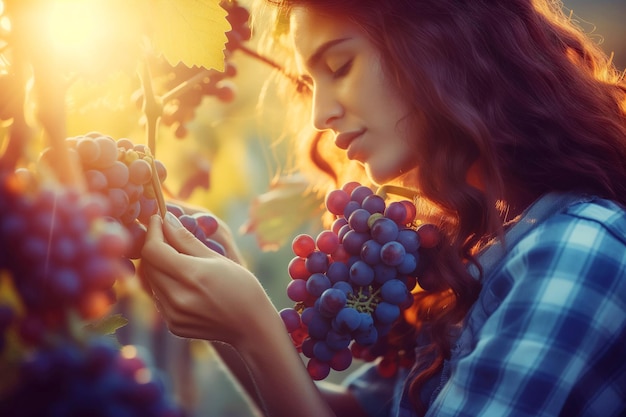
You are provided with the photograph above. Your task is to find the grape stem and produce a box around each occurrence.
[376,185,420,201]
[161,68,213,104]
[146,152,167,219]
[138,59,162,154]
[346,286,381,314]
[236,44,309,92]
[138,59,167,218]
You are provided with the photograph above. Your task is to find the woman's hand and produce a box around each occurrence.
[141,212,337,417]
[166,199,246,266]
[140,212,271,345]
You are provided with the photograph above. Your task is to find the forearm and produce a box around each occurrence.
[209,341,265,413]
[234,308,336,417]
[212,343,368,417]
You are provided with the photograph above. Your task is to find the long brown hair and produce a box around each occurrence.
[259,0,626,414]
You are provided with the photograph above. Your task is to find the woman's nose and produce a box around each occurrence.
[312,87,343,130]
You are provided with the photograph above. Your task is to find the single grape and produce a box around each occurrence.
[380,241,406,266]
[307,358,331,380]
[361,194,386,214]
[292,234,316,258]
[325,189,350,215]
[279,308,302,333]
[306,273,331,297]
[305,251,329,274]
[288,257,310,280]
[128,158,153,185]
[316,230,340,254]
[380,280,410,305]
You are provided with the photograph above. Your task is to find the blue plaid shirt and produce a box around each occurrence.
[346,193,626,417]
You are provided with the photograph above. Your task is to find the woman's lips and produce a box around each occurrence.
[334,130,365,150]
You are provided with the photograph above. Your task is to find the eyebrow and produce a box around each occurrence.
[306,37,352,68]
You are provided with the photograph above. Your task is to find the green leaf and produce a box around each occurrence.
[240,175,325,251]
[148,0,230,71]
[84,313,129,336]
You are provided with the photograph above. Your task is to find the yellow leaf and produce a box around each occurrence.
[240,175,325,251]
[149,0,230,71]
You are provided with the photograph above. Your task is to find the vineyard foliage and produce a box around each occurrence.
[0,1,318,415]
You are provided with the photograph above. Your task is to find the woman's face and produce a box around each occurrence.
[290,7,420,185]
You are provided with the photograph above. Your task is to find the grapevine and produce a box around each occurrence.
[0,0,251,412]
[279,181,442,380]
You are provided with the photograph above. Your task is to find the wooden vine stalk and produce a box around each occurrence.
[139,59,167,218]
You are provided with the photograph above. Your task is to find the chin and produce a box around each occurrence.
[366,165,419,188]
[364,166,400,187]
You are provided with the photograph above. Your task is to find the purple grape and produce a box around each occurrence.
[348,208,371,233]
[360,239,382,265]
[349,260,375,286]
[279,308,302,333]
[371,217,399,244]
[343,200,361,219]
[374,302,401,324]
[332,307,361,333]
[325,189,350,216]
[286,279,308,302]
[306,273,331,297]
[332,281,354,295]
[327,262,350,283]
[318,289,345,316]
[384,201,408,225]
[350,185,374,204]
[380,280,410,305]
[361,194,386,214]
[330,348,353,371]
[380,241,406,266]
[313,341,335,362]
[305,251,329,274]
[342,230,370,255]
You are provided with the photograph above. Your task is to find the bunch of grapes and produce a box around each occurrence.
[222,0,252,52]
[39,132,167,264]
[279,182,440,380]
[0,338,184,417]
[0,171,132,342]
[158,62,238,138]
[165,203,226,256]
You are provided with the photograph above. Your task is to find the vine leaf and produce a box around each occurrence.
[240,175,325,251]
[145,0,229,71]
[83,313,129,336]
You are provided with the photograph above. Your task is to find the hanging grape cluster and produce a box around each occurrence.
[38,132,167,266]
[0,339,184,417]
[0,171,132,341]
[279,182,441,380]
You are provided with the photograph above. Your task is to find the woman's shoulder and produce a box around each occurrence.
[525,196,626,250]
[497,196,626,292]
[561,197,626,239]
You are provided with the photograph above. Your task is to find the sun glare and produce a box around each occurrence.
[46,1,104,57]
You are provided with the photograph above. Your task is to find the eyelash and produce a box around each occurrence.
[331,60,353,79]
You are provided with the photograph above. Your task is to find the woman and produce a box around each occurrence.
[141,1,626,416]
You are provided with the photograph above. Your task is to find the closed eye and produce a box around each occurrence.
[332,59,353,79]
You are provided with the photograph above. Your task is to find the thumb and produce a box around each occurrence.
[162,211,216,258]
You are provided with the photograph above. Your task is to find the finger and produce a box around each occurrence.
[162,212,219,258]
[142,215,196,282]
[141,259,192,306]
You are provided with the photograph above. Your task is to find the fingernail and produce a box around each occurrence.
[165,211,183,228]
